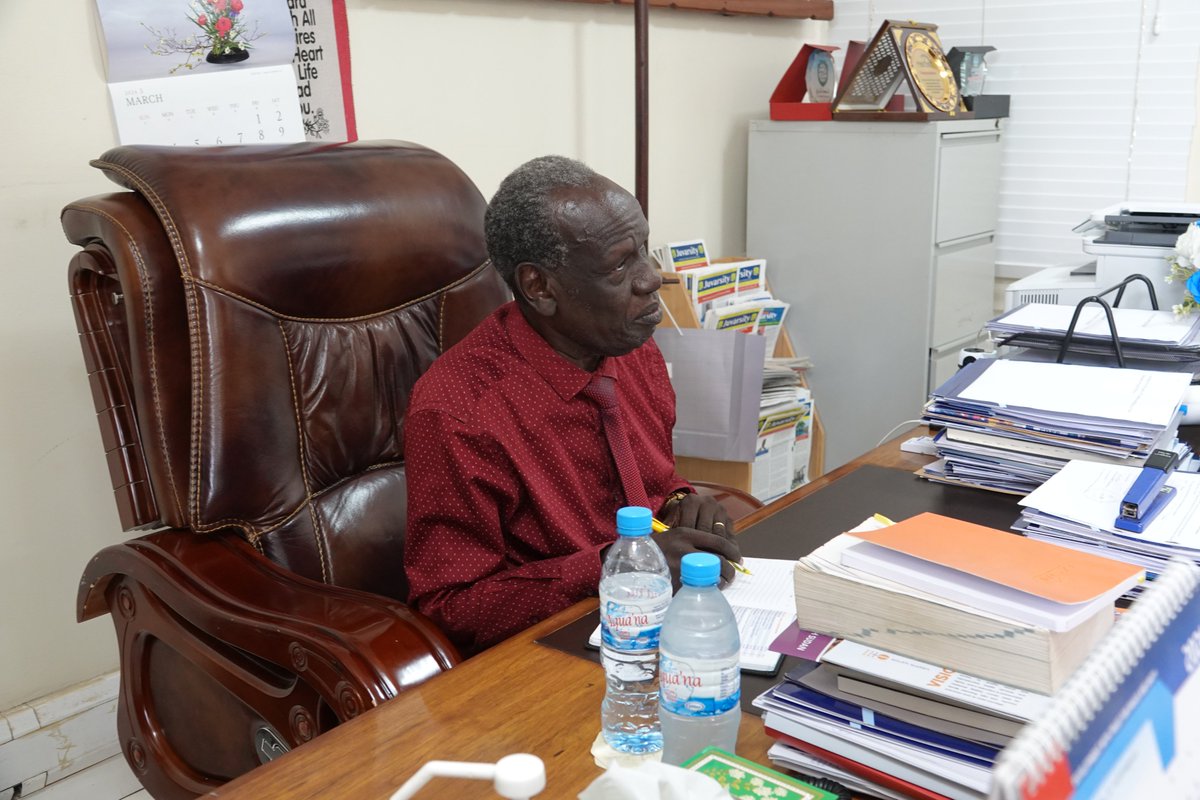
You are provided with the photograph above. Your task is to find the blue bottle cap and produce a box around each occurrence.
[680,552,721,586]
[616,506,652,536]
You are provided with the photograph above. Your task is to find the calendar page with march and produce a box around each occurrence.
[96,0,305,146]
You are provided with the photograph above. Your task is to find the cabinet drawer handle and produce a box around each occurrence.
[937,231,995,248]
[941,131,1002,142]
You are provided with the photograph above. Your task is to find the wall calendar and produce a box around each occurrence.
[96,0,305,147]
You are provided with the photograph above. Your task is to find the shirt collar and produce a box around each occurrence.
[502,301,616,401]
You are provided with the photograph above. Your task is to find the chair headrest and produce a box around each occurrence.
[92,141,489,318]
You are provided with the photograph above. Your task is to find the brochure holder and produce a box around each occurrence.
[657,271,825,490]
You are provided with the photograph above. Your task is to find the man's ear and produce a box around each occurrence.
[515,262,558,317]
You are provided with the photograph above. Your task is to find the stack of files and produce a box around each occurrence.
[926,427,1192,497]
[791,513,1144,694]
[986,302,1200,363]
[1014,458,1200,581]
[920,359,1192,495]
[755,637,1056,800]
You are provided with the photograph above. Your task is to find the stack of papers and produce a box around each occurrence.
[752,359,816,502]
[987,303,1200,363]
[1014,459,1200,581]
[920,359,1192,495]
[762,358,814,408]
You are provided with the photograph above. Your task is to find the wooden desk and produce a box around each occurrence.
[205,434,945,799]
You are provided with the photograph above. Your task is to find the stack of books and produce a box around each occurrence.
[920,359,1192,495]
[757,640,1039,800]
[754,512,1145,799]
[790,513,1142,693]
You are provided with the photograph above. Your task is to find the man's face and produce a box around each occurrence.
[538,179,663,366]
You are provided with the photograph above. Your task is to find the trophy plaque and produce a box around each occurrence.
[832,20,968,121]
[805,48,836,103]
[769,43,840,120]
[947,46,1010,118]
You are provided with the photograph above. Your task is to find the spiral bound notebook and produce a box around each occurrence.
[991,558,1200,800]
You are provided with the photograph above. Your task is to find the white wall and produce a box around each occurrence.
[0,0,823,709]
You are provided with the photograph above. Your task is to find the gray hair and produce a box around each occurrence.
[484,155,600,291]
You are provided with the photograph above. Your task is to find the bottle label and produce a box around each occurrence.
[599,576,671,653]
[659,650,740,716]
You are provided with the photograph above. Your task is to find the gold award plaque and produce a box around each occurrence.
[903,31,960,114]
[833,20,970,120]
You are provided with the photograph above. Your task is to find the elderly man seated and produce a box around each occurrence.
[403,155,740,655]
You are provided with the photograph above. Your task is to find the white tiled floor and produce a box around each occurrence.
[26,755,148,800]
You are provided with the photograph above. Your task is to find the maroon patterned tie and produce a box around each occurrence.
[583,374,651,510]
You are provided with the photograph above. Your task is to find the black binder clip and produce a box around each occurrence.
[1114,449,1179,533]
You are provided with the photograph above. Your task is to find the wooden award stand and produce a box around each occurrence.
[657,270,826,494]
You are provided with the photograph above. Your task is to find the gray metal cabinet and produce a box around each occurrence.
[747,118,1004,469]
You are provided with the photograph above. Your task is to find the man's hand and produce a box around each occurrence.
[650,526,742,589]
[652,492,741,589]
[660,492,736,541]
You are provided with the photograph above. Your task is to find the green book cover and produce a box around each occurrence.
[683,747,838,800]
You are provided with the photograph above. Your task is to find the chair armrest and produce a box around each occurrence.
[79,529,459,710]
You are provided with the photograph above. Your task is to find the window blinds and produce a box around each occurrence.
[825,0,1200,276]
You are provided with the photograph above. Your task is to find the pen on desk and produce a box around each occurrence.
[651,517,752,575]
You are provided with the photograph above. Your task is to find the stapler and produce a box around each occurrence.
[1114,449,1179,533]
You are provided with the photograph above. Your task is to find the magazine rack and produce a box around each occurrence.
[658,270,825,492]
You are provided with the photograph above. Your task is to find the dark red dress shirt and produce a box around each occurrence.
[403,302,689,654]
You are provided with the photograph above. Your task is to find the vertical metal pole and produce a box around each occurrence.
[635,0,649,219]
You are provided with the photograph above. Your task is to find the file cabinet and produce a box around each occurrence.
[747,118,1004,469]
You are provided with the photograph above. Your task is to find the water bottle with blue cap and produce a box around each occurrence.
[599,506,672,754]
[658,551,742,764]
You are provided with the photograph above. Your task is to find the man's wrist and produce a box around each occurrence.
[659,488,691,517]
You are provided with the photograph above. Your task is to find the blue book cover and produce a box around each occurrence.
[768,680,1001,766]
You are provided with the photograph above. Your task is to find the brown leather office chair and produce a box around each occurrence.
[63,141,509,799]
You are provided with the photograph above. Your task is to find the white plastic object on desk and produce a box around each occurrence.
[389,753,546,799]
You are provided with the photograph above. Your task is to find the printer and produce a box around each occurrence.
[1005,202,1200,311]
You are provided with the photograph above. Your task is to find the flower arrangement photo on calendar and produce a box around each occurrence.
[143,0,265,73]
[94,0,306,147]
[1166,220,1200,318]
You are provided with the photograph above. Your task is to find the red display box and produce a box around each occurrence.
[769,44,839,121]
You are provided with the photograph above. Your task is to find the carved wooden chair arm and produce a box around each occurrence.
[78,529,460,796]
[80,529,458,700]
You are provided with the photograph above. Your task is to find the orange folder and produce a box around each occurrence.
[851,512,1143,605]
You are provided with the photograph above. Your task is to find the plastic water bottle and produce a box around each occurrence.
[658,551,742,765]
[599,506,672,754]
